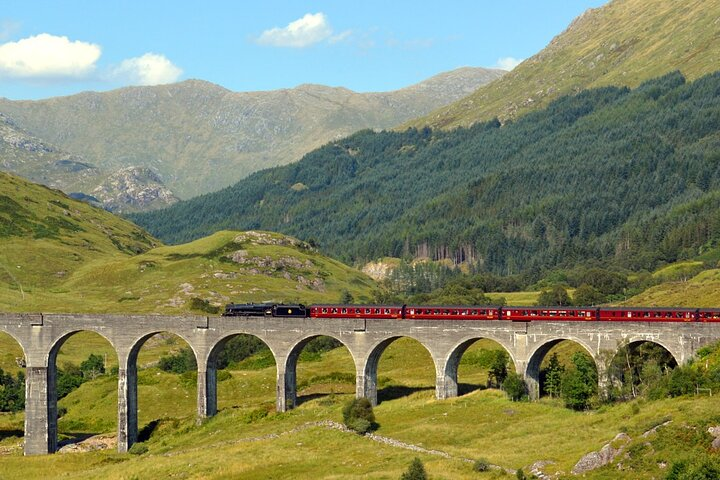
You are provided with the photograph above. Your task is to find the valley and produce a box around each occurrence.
[2,0,720,478]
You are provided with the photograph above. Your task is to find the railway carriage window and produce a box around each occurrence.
[365,308,371,314]
[332,308,338,314]
[322,308,328,313]
[341,308,347,314]
[384,308,390,314]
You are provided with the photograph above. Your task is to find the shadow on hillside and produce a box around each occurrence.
[0,429,23,441]
[296,393,331,406]
[58,432,95,447]
[458,383,488,396]
[138,419,160,442]
[377,385,434,404]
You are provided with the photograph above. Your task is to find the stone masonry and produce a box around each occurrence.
[0,313,717,455]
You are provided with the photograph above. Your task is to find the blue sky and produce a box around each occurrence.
[0,1,606,100]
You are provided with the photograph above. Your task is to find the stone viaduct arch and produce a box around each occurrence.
[0,313,717,455]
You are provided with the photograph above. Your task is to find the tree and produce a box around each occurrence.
[572,284,605,306]
[80,353,105,380]
[536,285,572,306]
[342,397,376,434]
[541,353,565,398]
[339,289,354,304]
[561,352,598,410]
[503,372,527,401]
[488,350,509,387]
[400,458,427,480]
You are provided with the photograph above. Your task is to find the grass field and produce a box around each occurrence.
[1,335,714,479]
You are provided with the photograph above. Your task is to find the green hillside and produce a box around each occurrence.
[132,71,720,277]
[1,335,719,479]
[406,0,720,129]
[0,172,376,313]
[0,171,158,307]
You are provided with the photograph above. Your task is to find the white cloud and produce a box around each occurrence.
[256,13,333,48]
[495,56,524,71]
[111,53,182,86]
[0,33,100,79]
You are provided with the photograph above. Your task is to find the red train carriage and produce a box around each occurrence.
[404,305,501,320]
[309,305,403,319]
[598,307,697,322]
[698,309,720,322]
[503,307,597,321]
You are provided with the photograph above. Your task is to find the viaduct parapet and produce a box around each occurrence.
[0,313,717,455]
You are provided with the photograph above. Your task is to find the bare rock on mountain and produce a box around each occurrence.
[0,67,505,199]
[91,166,179,213]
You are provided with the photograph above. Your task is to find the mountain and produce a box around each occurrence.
[0,113,179,213]
[131,71,720,276]
[406,0,720,129]
[0,172,376,313]
[0,67,504,200]
[0,112,101,193]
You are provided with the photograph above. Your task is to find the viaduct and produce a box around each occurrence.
[0,312,717,455]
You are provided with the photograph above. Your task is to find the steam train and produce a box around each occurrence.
[222,303,720,323]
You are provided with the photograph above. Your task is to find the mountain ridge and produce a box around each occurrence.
[405,0,720,129]
[0,67,504,200]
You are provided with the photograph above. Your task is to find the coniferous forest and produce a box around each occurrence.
[133,71,720,275]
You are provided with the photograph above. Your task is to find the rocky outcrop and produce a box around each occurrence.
[91,166,179,213]
[572,433,631,475]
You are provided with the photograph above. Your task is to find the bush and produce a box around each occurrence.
[189,297,220,314]
[342,397,376,434]
[158,348,197,374]
[503,372,527,401]
[128,442,148,455]
[400,457,427,480]
[473,458,490,472]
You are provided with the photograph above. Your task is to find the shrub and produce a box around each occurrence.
[473,458,490,472]
[128,442,148,455]
[342,397,376,434]
[189,297,220,314]
[400,457,427,480]
[503,372,527,401]
[158,348,197,374]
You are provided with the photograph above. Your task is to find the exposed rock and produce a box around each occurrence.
[708,426,720,450]
[91,166,179,213]
[362,260,396,281]
[529,460,558,480]
[58,434,115,453]
[572,433,631,474]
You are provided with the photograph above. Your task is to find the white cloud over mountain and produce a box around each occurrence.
[495,57,524,71]
[0,33,181,86]
[110,53,182,85]
[0,33,101,79]
[257,13,333,48]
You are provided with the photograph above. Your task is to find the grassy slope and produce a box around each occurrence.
[0,338,716,479]
[0,171,157,308]
[0,173,377,313]
[406,0,720,129]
